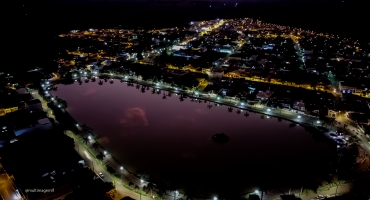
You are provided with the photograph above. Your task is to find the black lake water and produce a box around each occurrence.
[51,80,335,197]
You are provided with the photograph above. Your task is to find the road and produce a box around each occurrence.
[0,164,22,200]
[67,131,184,200]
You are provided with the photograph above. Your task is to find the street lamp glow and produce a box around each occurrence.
[51,97,54,100]
[317,120,321,124]
[76,124,79,127]
[255,190,259,194]
[41,84,44,87]
[120,166,123,170]
[241,102,244,105]
[140,179,144,183]
[217,97,220,100]
[195,92,198,95]
[58,105,61,108]
[213,197,218,200]
[298,115,301,118]
[88,136,92,140]
[156,83,159,86]
[74,74,77,77]
[267,108,271,111]
[84,72,87,75]
[103,151,107,155]
[46,81,49,84]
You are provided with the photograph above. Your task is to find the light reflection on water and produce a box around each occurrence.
[51,80,335,196]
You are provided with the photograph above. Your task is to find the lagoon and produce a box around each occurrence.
[51,80,336,197]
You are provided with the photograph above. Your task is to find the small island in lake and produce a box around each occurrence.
[212,133,230,145]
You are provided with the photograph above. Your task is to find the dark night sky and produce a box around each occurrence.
[2,0,368,72]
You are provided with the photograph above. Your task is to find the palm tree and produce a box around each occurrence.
[141,87,146,93]
[82,137,88,144]
[168,92,172,97]
[236,109,241,114]
[156,90,161,95]
[136,84,140,89]
[207,102,212,109]
[162,95,167,100]
[151,88,156,94]
[146,86,150,90]
[96,152,105,160]
[98,80,103,85]
[228,107,233,113]
[134,185,139,191]
[244,112,249,117]
[92,142,100,151]
[145,182,156,197]
[180,96,184,102]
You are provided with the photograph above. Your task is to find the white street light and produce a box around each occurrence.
[76,124,79,127]
[84,72,87,75]
[217,97,220,100]
[74,74,77,77]
[241,102,244,105]
[298,115,301,118]
[120,166,123,170]
[51,97,54,100]
[88,136,92,140]
[103,151,107,155]
[58,105,61,108]
[140,179,144,183]
[213,197,218,200]
[317,120,321,124]
[41,84,44,87]
[267,108,271,111]
[255,190,259,194]
[46,81,49,84]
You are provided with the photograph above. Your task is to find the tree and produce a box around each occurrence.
[145,182,156,197]
[137,52,144,60]
[82,137,88,144]
[92,142,100,150]
[228,107,233,113]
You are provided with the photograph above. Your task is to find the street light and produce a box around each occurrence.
[267,108,271,111]
[120,166,123,170]
[88,136,92,140]
[317,120,321,124]
[103,151,107,155]
[241,102,244,105]
[213,197,218,200]
[217,97,220,100]
[298,115,301,118]
[255,190,259,194]
[76,124,79,127]
[140,179,144,183]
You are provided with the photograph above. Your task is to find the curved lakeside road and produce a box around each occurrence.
[35,75,370,200]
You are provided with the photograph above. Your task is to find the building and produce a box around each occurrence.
[292,100,305,111]
[256,90,274,100]
[14,118,53,136]
[25,99,42,113]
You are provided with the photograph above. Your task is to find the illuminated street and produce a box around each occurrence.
[0,165,22,200]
